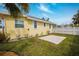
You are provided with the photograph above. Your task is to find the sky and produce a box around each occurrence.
[0,3,79,25]
[28,3,79,25]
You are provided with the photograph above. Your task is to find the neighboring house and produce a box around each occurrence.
[0,13,53,40]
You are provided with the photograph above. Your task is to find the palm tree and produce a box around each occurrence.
[46,18,49,21]
[2,3,29,17]
[0,3,29,34]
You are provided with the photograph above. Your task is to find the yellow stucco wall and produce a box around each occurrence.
[5,17,30,39]
[0,15,53,40]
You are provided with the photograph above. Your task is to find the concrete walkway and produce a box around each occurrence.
[39,35,66,44]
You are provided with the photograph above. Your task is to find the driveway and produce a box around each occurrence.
[39,35,66,44]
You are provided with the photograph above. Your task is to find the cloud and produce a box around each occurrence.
[38,4,53,14]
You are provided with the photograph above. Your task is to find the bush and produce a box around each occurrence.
[24,34,29,38]
[0,32,10,43]
[35,34,39,37]
[47,31,50,35]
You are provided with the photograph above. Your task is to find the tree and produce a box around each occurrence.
[72,10,79,26]
[1,3,29,18]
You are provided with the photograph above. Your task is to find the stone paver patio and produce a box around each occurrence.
[39,35,66,44]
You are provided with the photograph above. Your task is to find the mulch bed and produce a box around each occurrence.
[0,52,18,56]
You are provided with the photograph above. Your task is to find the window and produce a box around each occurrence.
[15,20,24,28]
[0,20,5,28]
[44,23,46,27]
[34,21,37,28]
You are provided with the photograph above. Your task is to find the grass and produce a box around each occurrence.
[0,33,79,56]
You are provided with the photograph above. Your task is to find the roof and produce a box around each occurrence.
[0,13,54,24]
[27,16,53,24]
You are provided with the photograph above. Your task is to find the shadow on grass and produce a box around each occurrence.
[0,38,30,56]
[51,33,79,56]
[0,33,79,56]
[68,35,79,56]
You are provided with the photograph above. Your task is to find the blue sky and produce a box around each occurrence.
[0,3,79,25]
[27,3,79,25]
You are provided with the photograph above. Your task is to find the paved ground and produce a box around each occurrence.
[39,35,66,44]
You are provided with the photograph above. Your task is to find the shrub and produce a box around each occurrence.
[0,32,10,43]
[47,31,50,35]
[35,34,39,37]
[16,34,21,40]
[24,34,28,38]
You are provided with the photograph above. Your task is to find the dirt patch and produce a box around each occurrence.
[0,52,18,56]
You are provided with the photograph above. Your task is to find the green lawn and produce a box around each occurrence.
[0,33,79,56]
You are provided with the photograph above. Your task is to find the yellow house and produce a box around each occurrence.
[0,13,53,40]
